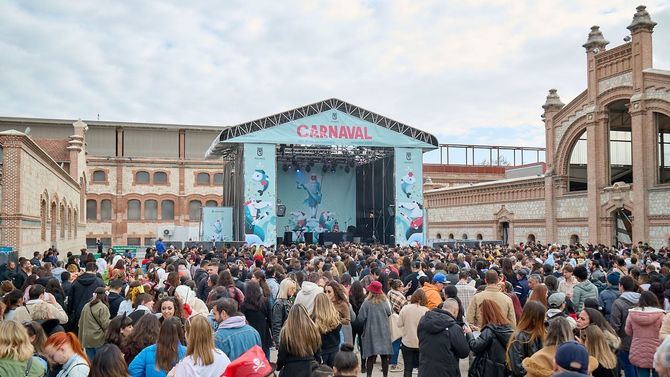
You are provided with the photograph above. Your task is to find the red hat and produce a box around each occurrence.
[367,280,383,294]
[222,346,272,377]
[253,254,264,262]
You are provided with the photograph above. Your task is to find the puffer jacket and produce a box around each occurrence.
[271,298,291,346]
[507,330,543,377]
[625,307,664,368]
[418,309,470,377]
[572,280,598,312]
[466,324,513,377]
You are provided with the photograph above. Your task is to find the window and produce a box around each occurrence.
[86,200,97,221]
[527,234,536,243]
[144,237,155,246]
[608,100,633,185]
[205,200,218,207]
[570,234,580,245]
[145,200,158,220]
[657,113,670,184]
[448,233,454,239]
[436,233,442,239]
[128,200,141,220]
[476,234,483,240]
[196,173,210,185]
[189,200,202,221]
[86,238,97,248]
[568,131,588,191]
[60,204,65,238]
[40,200,47,241]
[127,237,142,246]
[462,234,468,240]
[214,173,224,185]
[135,171,150,184]
[161,200,175,220]
[154,171,168,184]
[92,170,106,183]
[100,199,112,220]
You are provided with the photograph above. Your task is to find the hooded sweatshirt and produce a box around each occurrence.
[67,272,105,331]
[626,306,664,368]
[175,285,209,317]
[572,279,598,312]
[294,281,323,314]
[418,309,469,377]
[609,291,640,352]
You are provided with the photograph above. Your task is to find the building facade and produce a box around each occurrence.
[426,6,670,248]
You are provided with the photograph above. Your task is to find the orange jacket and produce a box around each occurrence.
[423,283,443,310]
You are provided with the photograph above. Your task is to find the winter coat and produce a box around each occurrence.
[418,308,469,377]
[608,292,639,352]
[515,277,530,307]
[66,273,105,332]
[398,303,429,348]
[422,283,444,309]
[466,285,517,327]
[572,280,599,312]
[241,300,272,353]
[78,301,110,348]
[507,330,543,377]
[294,281,323,314]
[466,324,513,377]
[107,292,124,318]
[599,286,620,321]
[358,298,392,358]
[0,356,47,377]
[271,298,291,345]
[276,342,318,377]
[13,299,69,324]
[128,344,186,377]
[522,345,597,377]
[625,307,664,368]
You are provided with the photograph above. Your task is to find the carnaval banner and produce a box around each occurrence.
[394,148,424,247]
[201,207,234,242]
[277,164,356,243]
[243,143,277,246]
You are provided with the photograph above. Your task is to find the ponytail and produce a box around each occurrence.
[45,332,90,365]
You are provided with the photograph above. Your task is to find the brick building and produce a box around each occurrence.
[426,6,670,248]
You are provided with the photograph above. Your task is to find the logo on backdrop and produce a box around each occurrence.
[406,152,412,161]
[256,147,263,157]
[331,112,338,121]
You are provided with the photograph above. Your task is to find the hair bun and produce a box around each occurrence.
[340,343,354,352]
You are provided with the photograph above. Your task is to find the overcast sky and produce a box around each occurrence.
[1,1,669,162]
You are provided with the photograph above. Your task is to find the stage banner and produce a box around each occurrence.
[394,148,424,247]
[224,109,435,149]
[202,207,234,242]
[277,164,356,243]
[243,143,277,246]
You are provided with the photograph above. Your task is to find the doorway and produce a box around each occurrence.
[613,209,632,247]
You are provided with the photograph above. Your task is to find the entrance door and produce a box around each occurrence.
[500,222,509,245]
[613,209,632,247]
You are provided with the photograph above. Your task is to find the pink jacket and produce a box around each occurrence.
[625,307,665,368]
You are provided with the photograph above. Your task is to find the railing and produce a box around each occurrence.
[436,143,545,166]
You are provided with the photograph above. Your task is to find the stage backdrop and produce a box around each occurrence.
[201,207,233,242]
[243,143,277,246]
[394,148,424,247]
[277,163,356,243]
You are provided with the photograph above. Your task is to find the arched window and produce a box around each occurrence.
[40,199,47,241]
[205,200,218,207]
[161,200,175,220]
[135,171,150,184]
[462,233,468,240]
[436,233,442,239]
[448,233,454,239]
[656,112,670,184]
[100,199,112,220]
[213,173,224,185]
[476,234,483,240]
[50,202,57,242]
[144,200,158,220]
[92,170,106,182]
[189,200,202,221]
[568,130,587,191]
[73,209,78,236]
[60,203,66,238]
[570,234,580,245]
[128,200,141,220]
[154,171,168,184]
[608,100,632,185]
[527,234,536,243]
[196,173,211,185]
[86,200,97,221]
[68,208,73,239]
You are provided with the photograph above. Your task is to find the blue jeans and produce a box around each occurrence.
[85,347,97,361]
[391,338,402,365]
[619,351,637,377]
[637,367,658,377]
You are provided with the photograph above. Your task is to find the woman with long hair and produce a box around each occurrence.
[325,280,352,343]
[527,284,549,309]
[388,279,408,372]
[506,301,546,377]
[128,317,186,377]
[240,280,272,359]
[120,314,161,365]
[155,296,184,323]
[349,280,366,369]
[251,270,273,303]
[465,299,514,377]
[584,325,618,377]
[23,321,49,373]
[312,293,343,367]
[44,331,90,377]
[272,278,297,346]
[576,308,620,352]
[118,281,143,316]
[168,315,230,377]
[358,281,393,377]
[626,291,665,377]
[105,314,134,348]
[78,286,110,361]
[3,288,24,320]
[0,320,46,377]
[398,288,429,377]
[276,304,322,377]
[90,343,129,377]
[218,269,244,306]
[45,278,66,309]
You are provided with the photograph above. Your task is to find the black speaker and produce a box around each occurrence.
[277,204,286,217]
[304,232,313,244]
[283,232,293,245]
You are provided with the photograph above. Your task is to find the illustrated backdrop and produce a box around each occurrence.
[243,143,277,246]
[201,207,233,242]
[394,147,424,247]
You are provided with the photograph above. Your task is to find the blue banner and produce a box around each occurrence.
[202,207,234,242]
[243,144,277,246]
[395,148,424,247]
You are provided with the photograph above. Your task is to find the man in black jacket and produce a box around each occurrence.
[66,262,104,332]
[418,298,470,377]
[608,275,640,377]
[107,279,125,318]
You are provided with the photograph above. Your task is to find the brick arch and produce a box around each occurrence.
[555,118,588,176]
[597,87,633,110]
[40,195,48,241]
[646,100,670,116]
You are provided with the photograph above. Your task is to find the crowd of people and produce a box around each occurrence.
[1,240,670,377]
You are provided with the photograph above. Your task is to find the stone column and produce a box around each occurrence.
[542,89,564,243]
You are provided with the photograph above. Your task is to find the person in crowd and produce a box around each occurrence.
[333,344,360,377]
[3,288,24,320]
[174,284,208,317]
[397,288,429,377]
[312,293,342,367]
[349,280,366,369]
[78,286,111,360]
[14,283,69,324]
[527,283,548,308]
[465,299,514,377]
[553,341,592,377]
[576,308,620,351]
[167,315,230,377]
[325,281,351,342]
[46,278,67,310]
[610,275,641,377]
[67,262,105,333]
[155,296,183,323]
[387,279,408,372]
[655,338,670,377]
[422,273,445,309]
[467,270,517,328]
[418,298,469,377]
[107,279,125,319]
[276,304,321,377]
[90,343,129,377]
[583,325,618,377]
[626,291,665,377]
[455,270,476,314]
[132,294,154,316]
[558,264,577,298]
[212,298,261,360]
[514,268,530,306]
[600,272,621,320]
[294,272,324,314]
[546,292,576,328]
[120,314,160,365]
[271,278,296,346]
[0,320,47,377]
[45,331,90,377]
[506,301,546,377]
[219,269,245,307]
[572,265,599,312]
[104,313,134,348]
[240,280,272,359]
[358,280,393,376]
[128,317,186,377]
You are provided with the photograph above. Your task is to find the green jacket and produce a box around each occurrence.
[0,357,46,377]
[78,301,110,348]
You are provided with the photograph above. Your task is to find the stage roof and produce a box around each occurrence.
[206,98,438,160]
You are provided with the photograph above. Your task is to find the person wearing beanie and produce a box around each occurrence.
[422,273,445,310]
[600,272,621,321]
